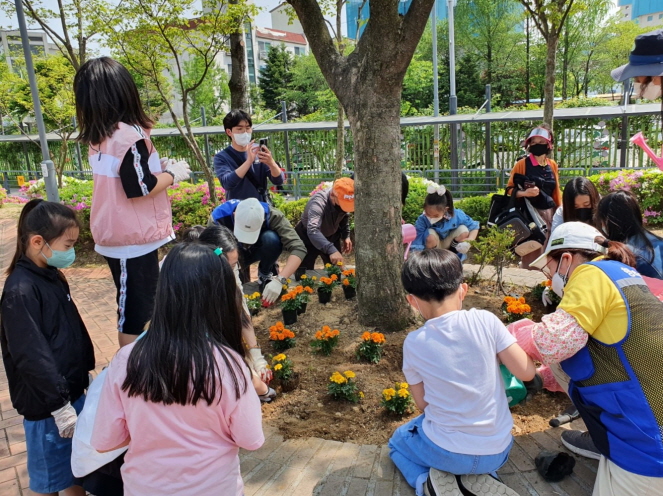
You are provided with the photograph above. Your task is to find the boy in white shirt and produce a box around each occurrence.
[390,249,535,496]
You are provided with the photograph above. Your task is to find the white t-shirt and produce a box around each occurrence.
[402,308,517,456]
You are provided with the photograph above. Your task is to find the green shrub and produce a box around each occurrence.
[0,186,6,207]
[59,178,94,243]
[403,176,431,224]
[167,181,225,234]
[455,195,494,225]
[588,169,663,227]
[278,197,309,226]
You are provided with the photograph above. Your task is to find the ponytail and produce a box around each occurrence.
[6,199,80,276]
[595,237,637,269]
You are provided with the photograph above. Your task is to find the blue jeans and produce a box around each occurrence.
[240,230,283,278]
[388,415,512,492]
[24,395,86,494]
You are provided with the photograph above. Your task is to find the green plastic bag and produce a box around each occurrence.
[500,364,527,407]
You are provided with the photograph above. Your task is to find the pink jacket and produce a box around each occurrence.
[90,123,173,247]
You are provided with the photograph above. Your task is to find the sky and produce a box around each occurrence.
[0,0,346,54]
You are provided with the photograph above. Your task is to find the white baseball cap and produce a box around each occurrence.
[234,198,265,245]
[530,222,607,269]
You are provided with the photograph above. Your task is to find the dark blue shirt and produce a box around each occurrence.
[214,145,284,202]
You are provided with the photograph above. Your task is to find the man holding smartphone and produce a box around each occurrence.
[214,109,284,203]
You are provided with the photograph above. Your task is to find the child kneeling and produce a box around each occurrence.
[389,249,535,496]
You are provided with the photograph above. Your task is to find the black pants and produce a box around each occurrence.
[104,250,159,335]
[295,223,342,270]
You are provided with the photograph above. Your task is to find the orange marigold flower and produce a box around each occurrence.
[295,286,304,294]
[371,332,385,344]
[518,297,525,304]
[330,274,338,281]
[342,279,350,286]
[322,325,331,332]
[304,286,313,294]
[544,279,552,287]
[315,331,323,340]
[504,296,515,304]
[362,331,371,341]
[275,322,284,331]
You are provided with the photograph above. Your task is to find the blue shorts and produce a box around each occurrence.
[24,395,86,494]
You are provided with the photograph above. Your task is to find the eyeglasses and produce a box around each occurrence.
[541,257,558,280]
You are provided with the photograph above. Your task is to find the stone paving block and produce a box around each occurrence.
[373,444,395,481]
[506,441,536,472]
[514,434,543,460]
[345,477,369,496]
[0,479,20,496]
[530,431,564,453]
[289,440,344,496]
[392,469,416,496]
[4,427,23,446]
[0,470,15,485]
[353,444,378,479]
[497,459,517,475]
[327,442,361,478]
[0,453,27,472]
[554,471,592,496]
[249,431,284,461]
[14,465,27,490]
[254,438,322,495]
[243,461,283,496]
[499,473,533,496]
[317,475,348,496]
[7,444,24,457]
[521,470,559,496]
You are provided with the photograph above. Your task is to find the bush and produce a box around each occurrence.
[0,187,6,207]
[278,197,309,226]
[588,169,663,227]
[455,195,494,225]
[59,178,94,244]
[167,180,225,234]
[402,176,432,224]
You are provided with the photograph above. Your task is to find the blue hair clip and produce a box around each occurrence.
[214,247,223,256]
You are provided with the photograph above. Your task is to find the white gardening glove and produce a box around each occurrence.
[159,157,171,169]
[51,402,77,438]
[456,241,471,254]
[542,287,554,307]
[165,159,191,184]
[262,278,283,304]
[249,348,272,382]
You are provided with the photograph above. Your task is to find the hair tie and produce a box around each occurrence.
[426,184,447,196]
[214,247,223,256]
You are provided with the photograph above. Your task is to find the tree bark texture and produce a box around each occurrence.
[543,33,559,128]
[229,30,249,110]
[334,101,345,179]
[287,0,434,330]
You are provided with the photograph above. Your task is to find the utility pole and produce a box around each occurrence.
[432,0,440,183]
[15,0,58,201]
[447,0,458,191]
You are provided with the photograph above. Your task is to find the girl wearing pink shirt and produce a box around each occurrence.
[91,243,264,495]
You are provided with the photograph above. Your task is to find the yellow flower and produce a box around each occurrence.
[337,261,343,266]
[325,263,331,268]
[312,276,317,281]
[301,274,307,279]
[287,279,292,284]
[282,284,288,289]
[384,388,396,397]
[359,391,365,399]
[330,372,347,384]
[273,354,286,362]
[274,364,283,371]
[398,388,409,398]
[244,294,249,298]
[343,370,355,379]
[400,382,409,389]
[252,292,261,298]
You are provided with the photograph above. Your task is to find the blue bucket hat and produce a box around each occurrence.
[612,28,663,82]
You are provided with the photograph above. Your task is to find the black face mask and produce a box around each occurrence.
[529,143,550,156]
[575,208,593,223]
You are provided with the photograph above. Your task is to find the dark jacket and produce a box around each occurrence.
[214,145,284,202]
[296,189,350,255]
[0,257,95,420]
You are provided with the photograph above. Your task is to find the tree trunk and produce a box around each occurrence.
[335,101,345,179]
[525,16,530,103]
[229,29,249,110]
[561,27,568,101]
[543,33,559,128]
[344,82,410,331]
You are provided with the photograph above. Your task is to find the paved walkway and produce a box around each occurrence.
[0,212,594,496]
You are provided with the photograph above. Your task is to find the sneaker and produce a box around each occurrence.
[259,387,276,403]
[458,474,520,495]
[561,430,601,460]
[426,469,519,496]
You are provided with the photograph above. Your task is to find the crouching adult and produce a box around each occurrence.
[210,198,306,303]
[295,178,354,271]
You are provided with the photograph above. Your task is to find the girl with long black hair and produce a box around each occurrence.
[91,243,264,495]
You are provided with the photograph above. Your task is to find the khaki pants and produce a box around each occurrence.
[549,364,663,495]
[427,225,469,250]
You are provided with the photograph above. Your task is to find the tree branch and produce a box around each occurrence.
[395,0,436,70]
[286,0,345,94]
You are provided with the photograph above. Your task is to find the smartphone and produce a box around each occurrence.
[524,181,535,189]
[259,137,269,151]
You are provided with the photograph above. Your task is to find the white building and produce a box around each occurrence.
[0,29,59,72]
[270,2,304,34]
[255,26,308,72]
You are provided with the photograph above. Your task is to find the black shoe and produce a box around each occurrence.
[535,450,575,482]
[561,430,601,460]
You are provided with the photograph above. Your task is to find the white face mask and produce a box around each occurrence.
[233,132,252,147]
[426,215,443,224]
[551,256,572,298]
[638,82,662,101]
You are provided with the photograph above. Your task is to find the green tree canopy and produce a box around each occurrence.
[259,44,294,112]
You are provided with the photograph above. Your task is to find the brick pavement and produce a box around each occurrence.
[0,210,596,495]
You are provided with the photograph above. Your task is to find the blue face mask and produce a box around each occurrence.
[42,243,76,269]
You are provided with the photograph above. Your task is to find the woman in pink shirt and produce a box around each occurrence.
[91,243,264,495]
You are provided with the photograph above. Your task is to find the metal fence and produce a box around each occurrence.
[1,103,661,198]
